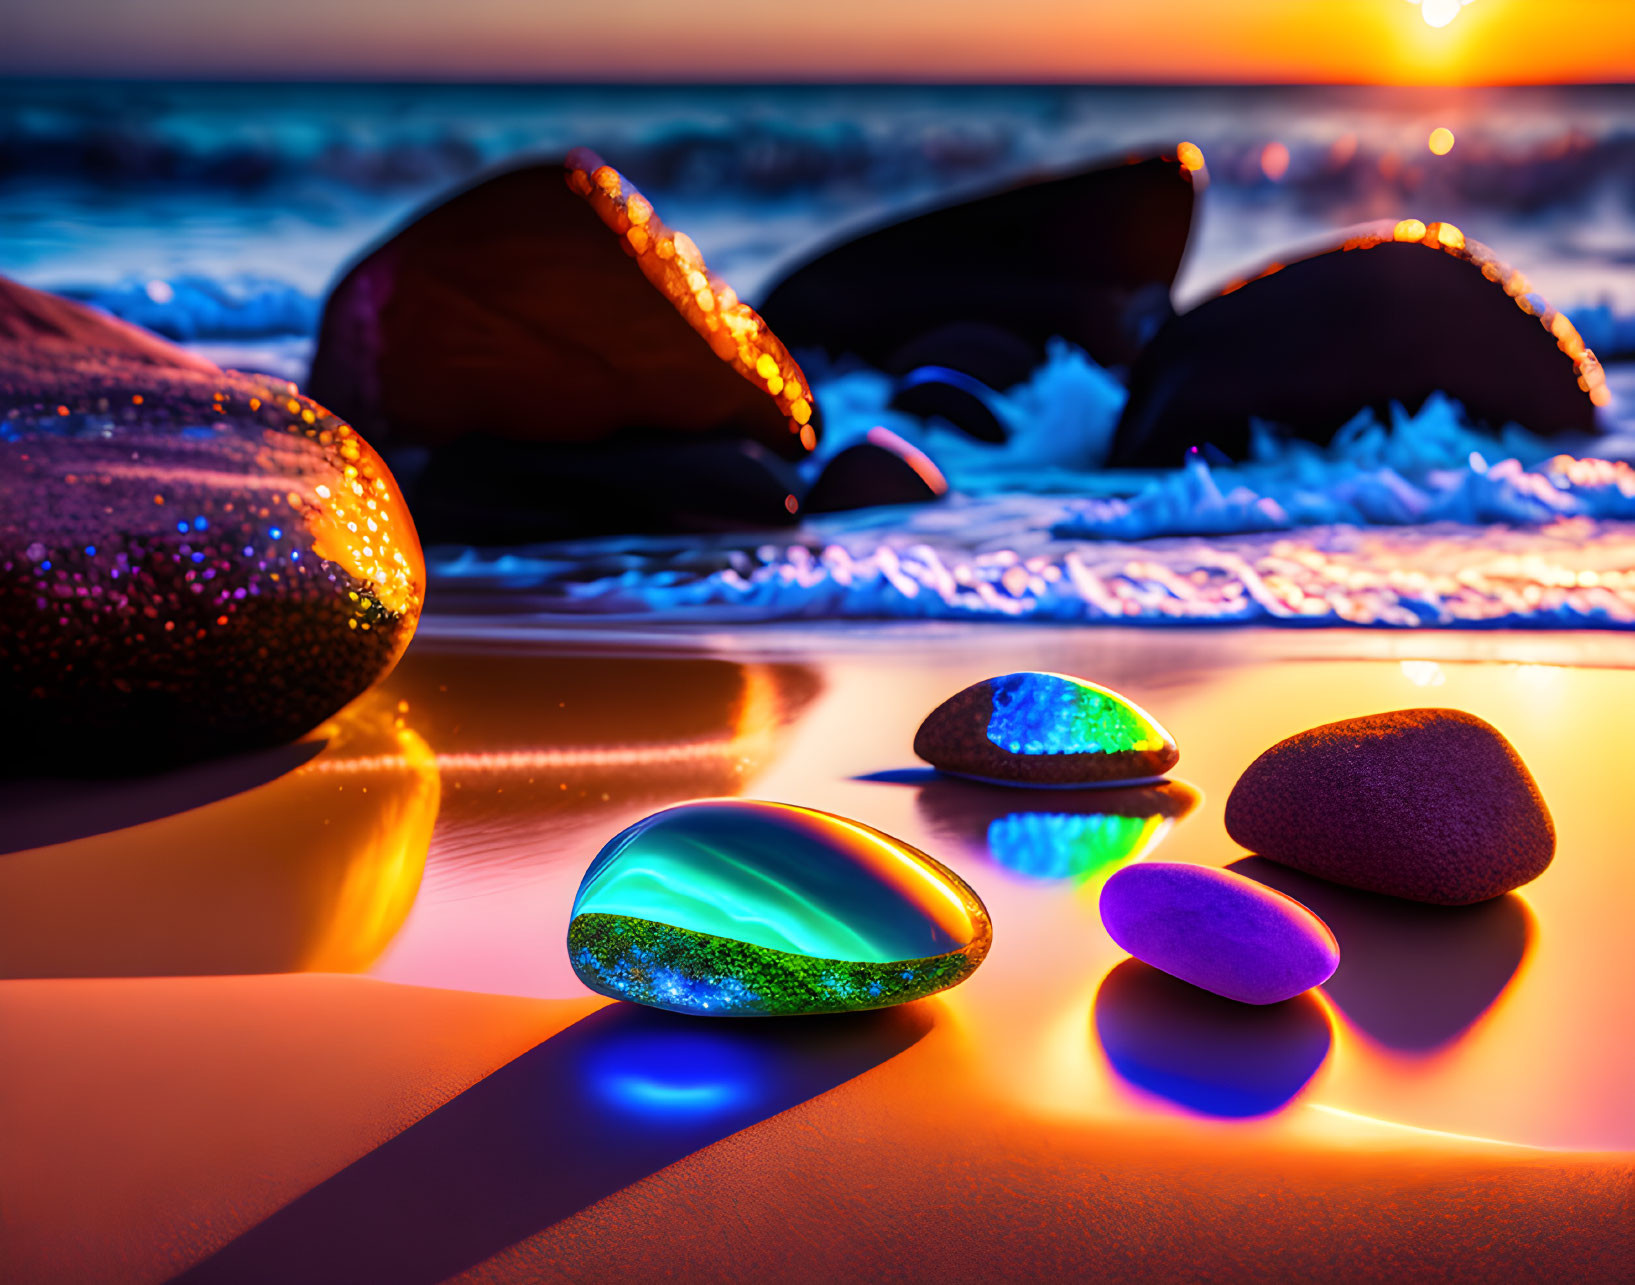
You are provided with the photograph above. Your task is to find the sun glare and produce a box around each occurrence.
[1414,0,1473,29]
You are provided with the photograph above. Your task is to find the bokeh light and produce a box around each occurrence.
[1260,141,1290,182]
[1428,126,1456,155]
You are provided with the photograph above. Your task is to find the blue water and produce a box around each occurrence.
[5,80,1635,627]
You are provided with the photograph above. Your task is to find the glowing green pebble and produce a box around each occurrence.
[915,671,1179,788]
[568,799,992,1017]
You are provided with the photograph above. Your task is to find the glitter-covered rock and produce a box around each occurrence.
[567,800,991,1016]
[914,672,1178,788]
[0,291,425,774]
[1111,225,1606,467]
[1225,708,1554,905]
[758,152,1196,369]
[1099,862,1339,1005]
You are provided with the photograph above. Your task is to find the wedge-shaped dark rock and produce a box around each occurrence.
[758,153,1197,369]
[1,281,424,774]
[1111,222,1606,467]
[309,150,818,460]
[1225,708,1554,905]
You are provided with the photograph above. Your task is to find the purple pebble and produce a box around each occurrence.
[1100,862,1339,1005]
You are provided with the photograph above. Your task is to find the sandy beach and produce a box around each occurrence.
[3,623,1630,1281]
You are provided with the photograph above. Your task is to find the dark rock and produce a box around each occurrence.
[308,150,819,463]
[1225,708,1555,905]
[1111,224,1607,467]
[883,322,1041,389]
[0,283,425,775]
[888,370,1008,444]
[803,430,948,514]
[388,435,803,544]
[758,153,1197,370]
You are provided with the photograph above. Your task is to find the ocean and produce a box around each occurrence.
[5,79,1635,627]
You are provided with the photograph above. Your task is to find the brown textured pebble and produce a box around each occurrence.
[1,279,424,774]
[1224,708,1554,905]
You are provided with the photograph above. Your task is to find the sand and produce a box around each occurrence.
[2,625,1631,1281]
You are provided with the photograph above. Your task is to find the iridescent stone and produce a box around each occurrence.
[914,672,1179,787]
[568,800,992,1017]
[0,281,425,773]
[1100,862,1340,1005]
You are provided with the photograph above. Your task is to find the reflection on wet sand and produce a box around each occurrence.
[1094,958,1333,1118]
[1229,857,1534,1053]
[912,776,1200,882]
[0,693,439,978]
[178,1002,931,1285]
[379,652,820,865]
[361,652,823,995]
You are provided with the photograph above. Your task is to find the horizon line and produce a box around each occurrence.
[3,73,1631,90]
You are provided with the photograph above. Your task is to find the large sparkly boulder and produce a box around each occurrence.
[567,800,991,1016]
[309,150,817,460]
[758,152,1197,370]
[1100,861,1339,1005]
[915,672,1178,788]
[1110,222,1608,467]
[0,286,424,774]
[1224,708,1554,905]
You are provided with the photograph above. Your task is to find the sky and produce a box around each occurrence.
[3,0,1633,83]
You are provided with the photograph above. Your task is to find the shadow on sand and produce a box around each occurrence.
[1094,958,1333,1118]
[0,739,324,856]
[1228,857,1533,1053]
[178,1001,932,1284]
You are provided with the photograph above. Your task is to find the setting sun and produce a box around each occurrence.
[1416,0,1474,28]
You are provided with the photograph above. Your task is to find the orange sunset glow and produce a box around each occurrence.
[5,0,1634,82]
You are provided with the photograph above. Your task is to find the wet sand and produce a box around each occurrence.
[3,624,1632,1281]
